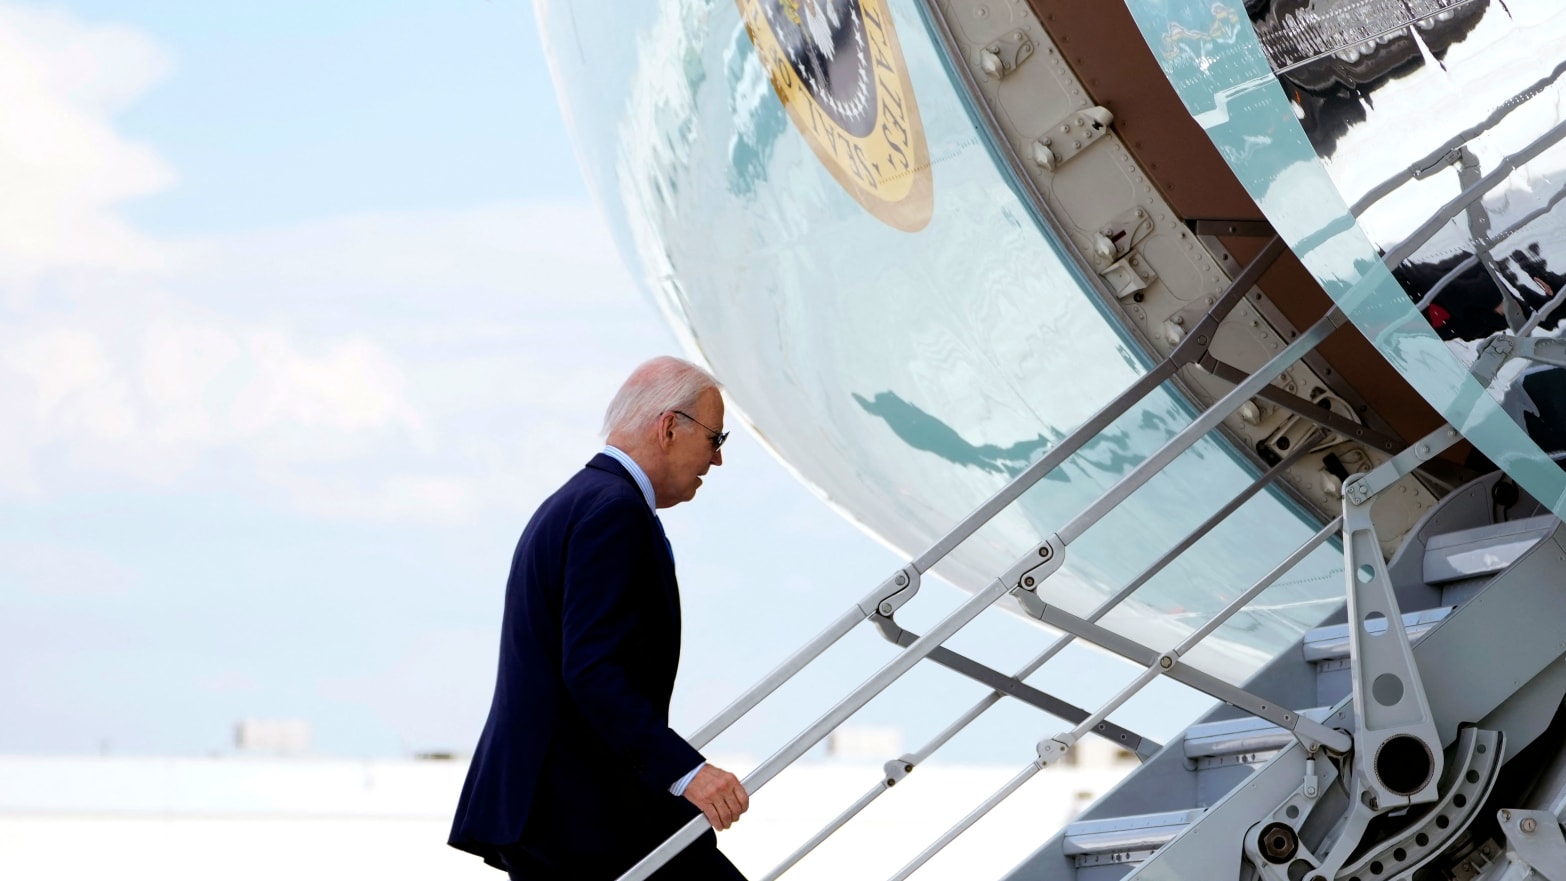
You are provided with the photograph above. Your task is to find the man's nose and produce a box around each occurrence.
[711,447,723,467]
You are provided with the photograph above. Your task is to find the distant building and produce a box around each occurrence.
[827,725,904,761]
[234,718,311,754]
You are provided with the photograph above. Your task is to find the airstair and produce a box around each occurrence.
[607,225,1566,881]
[1025,493,1562,881]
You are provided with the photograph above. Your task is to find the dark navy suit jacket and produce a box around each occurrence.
[450,454,706,874]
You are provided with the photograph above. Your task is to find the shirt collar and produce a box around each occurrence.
[601,445,657,511]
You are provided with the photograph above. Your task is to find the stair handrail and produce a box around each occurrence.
[758,438,1322,880]
[617,287,1355,881]
[685,237,1287,752]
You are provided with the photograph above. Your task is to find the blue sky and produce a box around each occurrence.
[67,1,580,230]
[0,1,1200,765]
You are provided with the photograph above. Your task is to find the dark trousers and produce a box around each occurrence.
[501,835,748,881]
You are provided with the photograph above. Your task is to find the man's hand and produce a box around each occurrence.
[682,764,749,830]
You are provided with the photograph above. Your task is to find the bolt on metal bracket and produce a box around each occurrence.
[1091,205,1152,267]
[1500,809,1566,881]
[1031,105,1113,172]
[1103,253,1157,300]
[858,566,921,618]
[882,755,916,787]
[1008,535,1065,592]
[978,30,1034,79]
[1343,425,1460,505]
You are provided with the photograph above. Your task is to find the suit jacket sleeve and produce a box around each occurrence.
[559,496,705,793]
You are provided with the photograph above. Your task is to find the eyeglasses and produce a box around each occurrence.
[671,410,728,452]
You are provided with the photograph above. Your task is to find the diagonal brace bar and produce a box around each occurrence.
[1011,594,1351,755]
[1197,353,1403,453]
[873,621,1155,755]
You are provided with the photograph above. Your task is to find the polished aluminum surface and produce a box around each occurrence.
[1128,0,1566,515]
[1422,513,1557,583]
[1061,809,1205,856]
[1299,605,1452,661]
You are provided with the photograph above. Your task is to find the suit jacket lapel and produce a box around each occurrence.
[586,454,682,634]
[652,514,681,643]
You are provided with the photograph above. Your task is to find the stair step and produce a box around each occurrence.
[1062,809,1204,865]
[1423,514,1555,585]
[1301,607,1452,663]
[1181,707,1336,765]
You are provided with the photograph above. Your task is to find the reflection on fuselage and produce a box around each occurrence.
[852,390,1157,482]
[1249,0,1489,156]
[541,0,1348,684]
[1252,0,1566,461]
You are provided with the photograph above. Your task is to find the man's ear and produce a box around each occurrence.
[656,411,677,449]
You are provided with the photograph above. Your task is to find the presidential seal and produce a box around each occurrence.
[738,0,934,232]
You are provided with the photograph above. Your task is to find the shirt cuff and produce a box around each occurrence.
[669,762,705,796]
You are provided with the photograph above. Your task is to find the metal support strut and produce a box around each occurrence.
[1234,279,1566,881]
[1314,431,1460,881]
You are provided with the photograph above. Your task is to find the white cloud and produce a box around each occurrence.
[0,195,660,518]
[137,321,242,444]
[0,4,670,526]
[228,331,425,450]
[0,3,175,292]
[180,200,642,313]
[279,472,484,526]
[0,317,429,492]
[8,328,136,442]
[0,540,138,597]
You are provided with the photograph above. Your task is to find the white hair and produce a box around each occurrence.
[601,356,721,437]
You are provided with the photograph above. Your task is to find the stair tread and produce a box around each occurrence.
[1302,606,1452,662]
[1424,514,1555,585]
[1062,808,1205,856]
[1181,706,1335,759]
